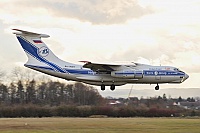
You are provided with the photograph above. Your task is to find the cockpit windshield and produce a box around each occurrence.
[174,68,184,73]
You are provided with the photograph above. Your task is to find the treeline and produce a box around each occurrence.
[0,78,199,118]
[1,104,199,118]
[0,80,104,106]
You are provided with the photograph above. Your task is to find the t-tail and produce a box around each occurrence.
[12,29,73,74]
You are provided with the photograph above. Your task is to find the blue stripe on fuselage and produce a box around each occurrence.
[115,72,134,75]
[114,70,184,76]
[26,65,93,75]
[143,70,184,76]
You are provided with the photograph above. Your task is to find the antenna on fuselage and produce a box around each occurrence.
[159,58,161,66]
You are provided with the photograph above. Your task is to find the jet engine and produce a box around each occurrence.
[111,70,143,79]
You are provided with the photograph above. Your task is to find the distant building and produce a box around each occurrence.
[178,101,200,110]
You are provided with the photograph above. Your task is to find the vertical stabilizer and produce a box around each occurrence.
[13,29,70,73]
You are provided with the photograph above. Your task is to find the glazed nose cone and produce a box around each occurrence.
[183,73,189,82]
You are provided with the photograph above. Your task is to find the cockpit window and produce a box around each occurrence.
[174,68,184,73]
[174,68,179,71]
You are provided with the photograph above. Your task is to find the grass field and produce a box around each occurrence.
[0,117,199,133]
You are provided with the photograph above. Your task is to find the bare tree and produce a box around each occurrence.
[16,80,25,104]
[8,82,16,104]
[12,67,37,82]
[0,68,5,81]
[26,79,36,103]
[0,84,8,103]
[12,67,25,81]
[73,82,103,105]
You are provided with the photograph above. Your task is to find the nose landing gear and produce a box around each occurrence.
[101,85,105,91]
[155,84,159,90]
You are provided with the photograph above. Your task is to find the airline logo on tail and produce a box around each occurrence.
[39,46,49,57]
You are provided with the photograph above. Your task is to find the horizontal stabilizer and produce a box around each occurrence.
[12,29,50,38]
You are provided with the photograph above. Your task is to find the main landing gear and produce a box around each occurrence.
[100,85,115,91]
[155,84,159,90]
[101,85,105,91]
[110,85,115,91]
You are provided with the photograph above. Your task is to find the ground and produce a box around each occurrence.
[0,117,199,133]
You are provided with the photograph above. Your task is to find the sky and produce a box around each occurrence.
[0,0,200,98]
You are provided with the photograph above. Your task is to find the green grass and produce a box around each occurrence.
[0,117,199,133]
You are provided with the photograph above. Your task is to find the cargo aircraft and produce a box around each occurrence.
[13,29,189,91]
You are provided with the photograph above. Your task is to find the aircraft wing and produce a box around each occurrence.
[80,61,134,71]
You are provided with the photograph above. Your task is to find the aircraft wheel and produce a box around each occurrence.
[155,84,159,90]
[101,85,105,91]
[110,85,115,91]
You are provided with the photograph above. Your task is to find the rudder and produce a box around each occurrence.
[13,29,69,73]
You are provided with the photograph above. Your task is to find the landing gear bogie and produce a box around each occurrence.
[101,85,105,91]
[100,85,116,91]
[110,85,115,91]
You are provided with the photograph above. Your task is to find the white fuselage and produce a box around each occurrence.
[26,63,188,86]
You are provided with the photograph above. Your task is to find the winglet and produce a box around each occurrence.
[12,29,50,38]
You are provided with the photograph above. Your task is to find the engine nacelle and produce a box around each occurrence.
[111,70,143,79]
[111,70,135,78]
